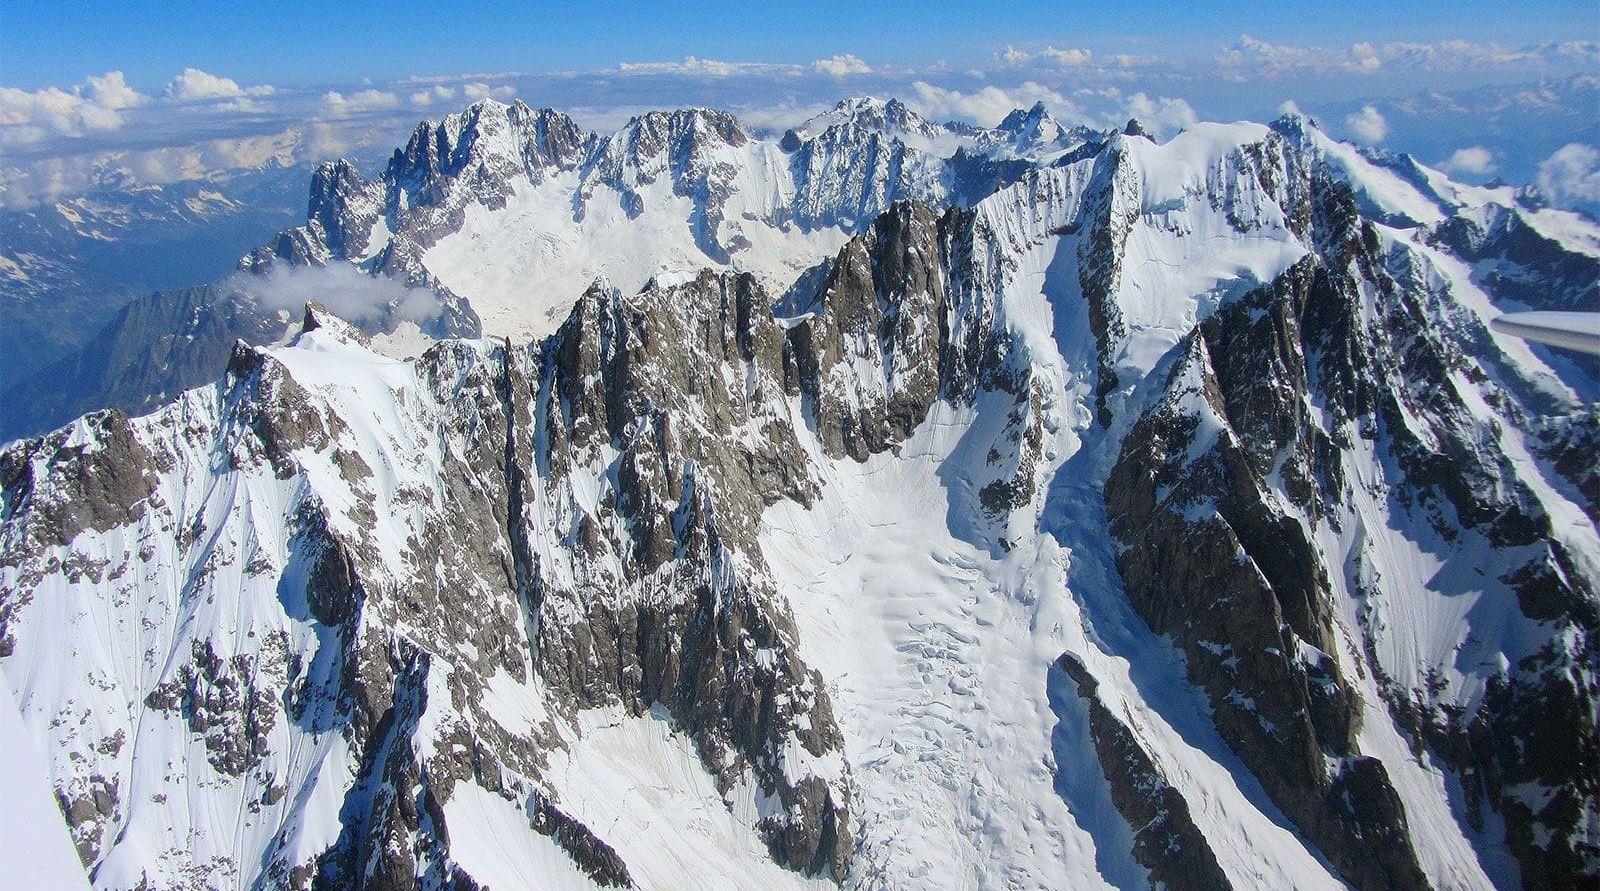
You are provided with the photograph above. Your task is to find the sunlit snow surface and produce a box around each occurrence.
[421,164,851,343]
[0,671,94,891]
[760,132,1351,887]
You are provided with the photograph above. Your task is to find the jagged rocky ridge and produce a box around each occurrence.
[0,98,1089,443]
[2,108,1598,890]
[242,96,1094,338]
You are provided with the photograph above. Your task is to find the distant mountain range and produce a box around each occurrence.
[0,168,309,387]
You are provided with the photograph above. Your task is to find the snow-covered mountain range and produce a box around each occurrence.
[2,96,1597,890]
[240,96,1100,342]
[0,97,1087,442]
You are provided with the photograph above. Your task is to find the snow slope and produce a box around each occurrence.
[0,671,94,891]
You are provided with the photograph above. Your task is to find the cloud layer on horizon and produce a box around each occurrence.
[0,38,1595,211]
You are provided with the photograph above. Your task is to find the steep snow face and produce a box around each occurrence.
[1080,124,1311,385]
[760,402,1348,891]
[0,672,93,891]
[420,152,848,340]
[759,118,1597,890]
[4,109,1599,891]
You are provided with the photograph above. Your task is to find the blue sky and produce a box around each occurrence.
[4,0,1594,89]
[1,1,1596,210]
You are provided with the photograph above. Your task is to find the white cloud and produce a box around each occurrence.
[1277,99,1301,115]
[1219,34,1595,80]
[1381,39,1531,71]
[0,128,302,208]
[0,72,145,143]
[617,57,801,77]
[1556,40,1600,63]
[1000,45,1091,67]
[1537,143,1600,209]
[305,121,351,158]
[301,117,401,161]
[114,132,297,184]
[83,71,144,110]
[1351,42,1382,72]
[1118,92,1196,136]
[727,101,834,134]
[0,112,422,208]
[1345,105,1387,144]
[812,54,872,77]
[321,89,401,117]
[405,81,514,110]
[1218,33,1384,78]
[232,263,443,326]
[1216,34,1319,79]
[1437,146,1496,176]
[410,85,457,107]
[165,68,275,102]
[908,81,1193,136]
[1041,46,1092,67]
[462,82,516,101]
[909,81,1074,128]
[400,71,525,85]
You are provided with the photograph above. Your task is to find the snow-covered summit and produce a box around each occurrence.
[786,96,959,144]
[985,101,1096,158]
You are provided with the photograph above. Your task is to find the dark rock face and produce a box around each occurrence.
[1539,406,1600,522]
[1056,654,1232,891]
[0,409,160,653]
[0,286,282,441]
[306,159,386,261]
[779,198,1047,550]
[787,123,924,232]
[585,108,750,262]
[57,774,119,866]
[308,643,452,891]
[946,149,1036,209]
[1105,168,1600,888]
[1427,202,1600,313]
[786,202,947,460]
[0,409,162,550]
[1075,140,1138,428]
[526,789,635,887]
[383,100,592,253]
[524,270,854,878]
[1106,324,1428,891]
[144,639,280,777]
